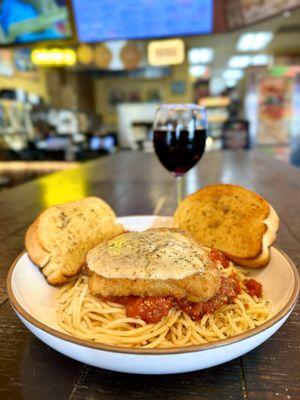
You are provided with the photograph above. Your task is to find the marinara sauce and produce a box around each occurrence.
[244,278,262,298]
[109,296,174,324]
[209,249,230,268]
[106,248,263,323]
[177,274,241,320]
[108,274,241,323]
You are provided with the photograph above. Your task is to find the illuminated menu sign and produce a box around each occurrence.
[73,0,213,43]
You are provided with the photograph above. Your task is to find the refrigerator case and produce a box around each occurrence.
[258,77,293,145]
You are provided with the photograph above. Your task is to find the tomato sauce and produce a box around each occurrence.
[244,278,262,298]
[209,249,230,268]
[126,297,174,323]
[108,296,174,324]
[107,274,241,323]
[177,274,241,320]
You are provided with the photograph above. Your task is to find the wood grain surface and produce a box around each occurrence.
[0,150,299,400]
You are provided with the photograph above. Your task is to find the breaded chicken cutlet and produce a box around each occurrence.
[87,229,221,303]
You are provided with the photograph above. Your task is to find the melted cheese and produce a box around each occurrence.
[87,230,210,280]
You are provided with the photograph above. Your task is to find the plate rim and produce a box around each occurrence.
[6,215,300,356]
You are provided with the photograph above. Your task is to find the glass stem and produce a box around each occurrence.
[176,175,183,205]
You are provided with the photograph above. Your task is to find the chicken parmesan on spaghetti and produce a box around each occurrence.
[56,229,270,348]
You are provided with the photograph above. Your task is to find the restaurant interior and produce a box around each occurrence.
[0,0,300,189]
[1,1,300,394]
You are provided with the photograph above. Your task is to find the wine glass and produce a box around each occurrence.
[153,104,207,204]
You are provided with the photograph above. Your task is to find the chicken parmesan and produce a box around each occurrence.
[55,228,270,348]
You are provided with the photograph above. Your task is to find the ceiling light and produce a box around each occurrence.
[222,69,244,80]
[226,79,238,88]
[228,54,271,68]
[189,65,208,77]
[228,55,251,69]
[251,54,271,66]
[188,48,214,64]
[236,32,274,52]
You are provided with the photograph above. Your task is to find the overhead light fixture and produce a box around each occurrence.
[236,32,274,52]
[222,69,244,80]
[228,54,271,68]
[189,65,208,78]
[251,54,271,66]
[31,48,77,66]
[228,55,251,69]
[226,79,238,88]
[148,39,185,66]
[188,47,214,64]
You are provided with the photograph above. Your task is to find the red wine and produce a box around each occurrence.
[153,128,206,176]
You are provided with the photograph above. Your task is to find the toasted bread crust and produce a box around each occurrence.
[227,205,279,268]
[25,219,50,268]
[174,184,278,266]
[229,252,270,268]
[25,197,124,285]
[25,219,70,284]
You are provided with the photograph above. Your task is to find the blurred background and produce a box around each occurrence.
[0,0,300,188]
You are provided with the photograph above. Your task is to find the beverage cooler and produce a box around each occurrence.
[245,72,300,165]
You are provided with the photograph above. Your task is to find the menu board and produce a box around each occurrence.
[72,0,213,43]
[227,0,300,29]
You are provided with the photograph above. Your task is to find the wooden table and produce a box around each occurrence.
[0,150,299,400]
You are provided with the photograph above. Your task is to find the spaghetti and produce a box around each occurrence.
[55,264,270,349]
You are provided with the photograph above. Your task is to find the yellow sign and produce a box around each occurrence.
[31,48,77,67]
[148,39,185,67]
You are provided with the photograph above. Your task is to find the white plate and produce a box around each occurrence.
[7,216,299,375]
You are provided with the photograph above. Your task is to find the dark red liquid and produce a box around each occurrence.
[153,128,206,176]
